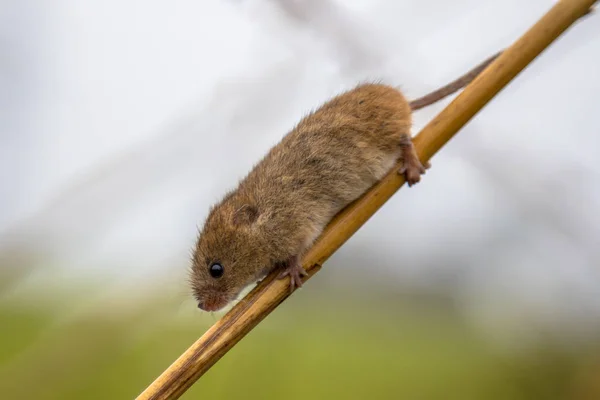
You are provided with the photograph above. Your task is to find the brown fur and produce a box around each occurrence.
[191,52,498,311]
[192,83,417,311]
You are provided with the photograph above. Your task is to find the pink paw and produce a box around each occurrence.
[278,257,308,293]
[399,158,430,187]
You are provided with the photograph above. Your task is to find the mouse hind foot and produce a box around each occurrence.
[398,136,430,186]
[277,255,308,294]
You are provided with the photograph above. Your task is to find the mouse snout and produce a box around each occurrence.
[197,295,228,312]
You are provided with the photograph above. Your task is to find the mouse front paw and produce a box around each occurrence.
[277,255,308,293]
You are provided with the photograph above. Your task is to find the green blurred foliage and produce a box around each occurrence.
[0,290,598,400]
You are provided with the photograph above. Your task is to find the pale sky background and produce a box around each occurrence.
[1,0,599,342]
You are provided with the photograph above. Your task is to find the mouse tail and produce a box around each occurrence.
[408,51,502,111]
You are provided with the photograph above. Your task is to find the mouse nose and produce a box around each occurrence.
[197,296,227,312]
[197,299,218,312]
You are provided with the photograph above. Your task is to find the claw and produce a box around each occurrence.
[398,141,429,186]
[278,257,307,293]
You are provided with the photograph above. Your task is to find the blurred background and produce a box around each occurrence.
[1,0,600,398]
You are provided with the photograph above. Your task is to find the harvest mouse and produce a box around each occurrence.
[191,52,500,312]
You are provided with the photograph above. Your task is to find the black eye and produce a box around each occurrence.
[209,263,224,278]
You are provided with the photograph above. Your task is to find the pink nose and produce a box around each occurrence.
[198,297,227,312]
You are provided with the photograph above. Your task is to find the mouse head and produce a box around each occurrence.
[190,201,270,312]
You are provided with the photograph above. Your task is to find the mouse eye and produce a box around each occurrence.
[209,263,224,278]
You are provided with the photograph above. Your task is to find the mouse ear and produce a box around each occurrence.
[232,204,259,226]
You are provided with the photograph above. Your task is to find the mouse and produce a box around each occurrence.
[190,52,500,312]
